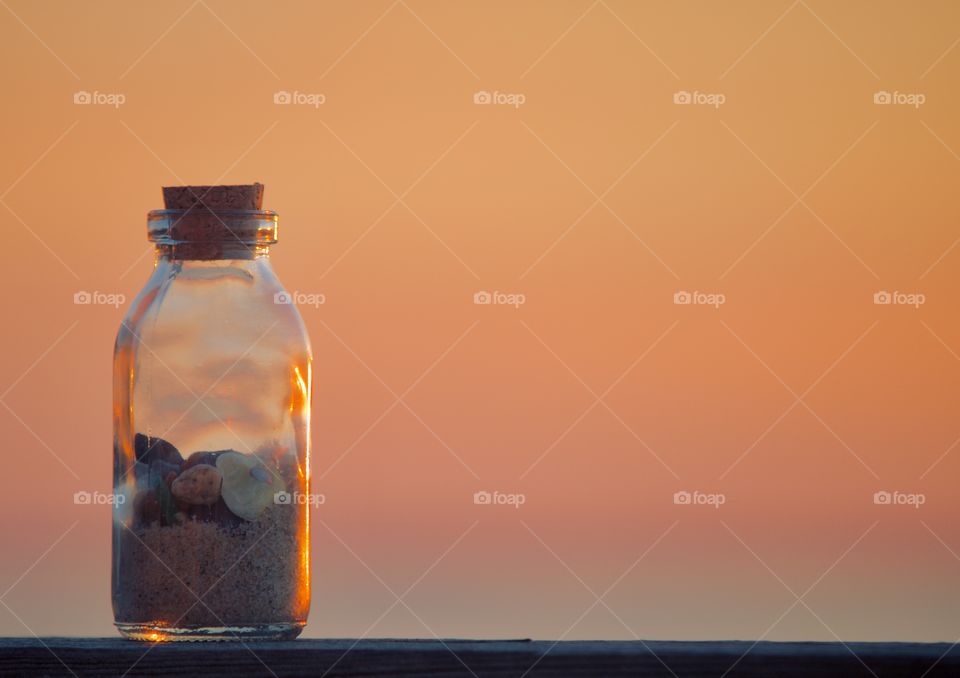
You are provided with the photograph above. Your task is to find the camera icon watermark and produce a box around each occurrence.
[74,290,125,308]
[873,490,925,508]
[274,90,326,108]
[673,490,725,508]
[873,290,925,308]
[473,290,526,308]
[473,490,525,508]
[274,290,326,308]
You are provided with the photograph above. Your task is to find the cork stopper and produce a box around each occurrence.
[162,183,264,210]
[149,183,276,259]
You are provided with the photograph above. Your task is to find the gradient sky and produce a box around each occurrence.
[1,0,960,642]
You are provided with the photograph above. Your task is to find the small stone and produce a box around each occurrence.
[134,433,183,466]
[170,464,222,506]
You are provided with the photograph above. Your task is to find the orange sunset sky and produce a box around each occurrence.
[1,0,960,641]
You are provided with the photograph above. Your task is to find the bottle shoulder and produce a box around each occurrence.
[115,258,311,358]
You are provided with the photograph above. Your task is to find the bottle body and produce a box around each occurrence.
[112,235,311,641]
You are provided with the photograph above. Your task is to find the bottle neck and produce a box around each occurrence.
[147,209,278,261]
[155,243,271,261]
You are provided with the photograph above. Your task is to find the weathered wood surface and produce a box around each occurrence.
[0,638,957,677]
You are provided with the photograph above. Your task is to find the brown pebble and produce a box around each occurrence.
[171,464,222,506]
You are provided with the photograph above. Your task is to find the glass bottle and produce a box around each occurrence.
[112,186,311,641]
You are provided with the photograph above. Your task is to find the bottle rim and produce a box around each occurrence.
[147,209,278,245]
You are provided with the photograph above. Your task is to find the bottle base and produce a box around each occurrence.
[116,621,304,642]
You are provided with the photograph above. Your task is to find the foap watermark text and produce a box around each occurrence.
[275,291,326,308]
[474,490,525,508]
[274,90,326,108]
[674,90,725,108]
[874,490,925,508]
[674,290,725,308]
[274,491,325,507]
[474,290,525,308]
[473,90,526,108]
[75,291,125,308]
[874,290,924,308]
[674,490,725,508]
[74,490,125,505]
[873,91,925,108]
[74,90,125,108]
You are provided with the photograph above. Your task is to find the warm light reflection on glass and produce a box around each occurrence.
[294,362,311,615]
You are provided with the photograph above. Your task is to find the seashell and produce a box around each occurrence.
[216,452,283,521]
